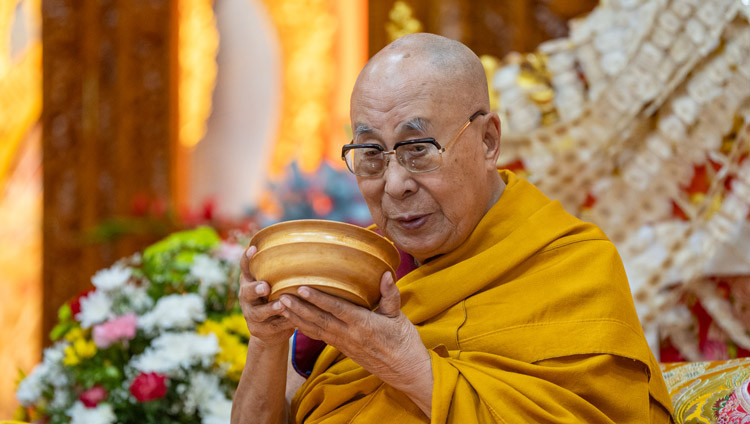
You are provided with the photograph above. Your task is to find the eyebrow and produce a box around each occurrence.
[399,117,430,134]
[353,123,375,139]
[352,116,431,141]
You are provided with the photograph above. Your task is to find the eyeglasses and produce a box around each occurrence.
[341,110,486,177]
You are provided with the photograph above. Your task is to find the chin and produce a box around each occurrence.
[389,232,443,262]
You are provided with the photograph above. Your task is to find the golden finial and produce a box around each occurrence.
[386,1,423,42]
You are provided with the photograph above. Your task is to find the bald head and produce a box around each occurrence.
[353,33,490,115]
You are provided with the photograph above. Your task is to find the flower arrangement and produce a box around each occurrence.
[15,226,250,424]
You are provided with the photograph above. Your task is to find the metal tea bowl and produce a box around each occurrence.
[248,219,401,309]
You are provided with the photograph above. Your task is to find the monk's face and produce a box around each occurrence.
[351,60,497,262]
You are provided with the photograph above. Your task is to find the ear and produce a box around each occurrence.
[481,112,502,171]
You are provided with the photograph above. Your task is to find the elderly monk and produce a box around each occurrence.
[232,33,674,423]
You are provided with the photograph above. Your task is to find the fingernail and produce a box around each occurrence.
[246,246,256,258]
[272,301,282,311]
[298,287,310,298]
[281,296,292,307]
[255,284,266,295]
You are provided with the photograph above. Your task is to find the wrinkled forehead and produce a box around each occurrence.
[350,95,443,143]
[350,72,460,138]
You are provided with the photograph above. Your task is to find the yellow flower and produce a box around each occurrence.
[217,336,247,381]
[197,320,224,337]
[61,326,96,365]
[73,338,97,360]
[222,314,250,338]
[64,327,87,343]
[14,405,30,421]
[198,315,249,381]
[63,345,79,366]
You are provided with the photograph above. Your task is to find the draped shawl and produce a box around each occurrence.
[291,170,673,423]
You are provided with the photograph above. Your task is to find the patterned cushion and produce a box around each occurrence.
[661,358,750,423]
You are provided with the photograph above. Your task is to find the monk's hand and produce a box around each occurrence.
[238,246,295,347]
[277,272,433,416]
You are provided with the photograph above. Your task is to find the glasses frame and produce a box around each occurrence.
[342,110,487,177]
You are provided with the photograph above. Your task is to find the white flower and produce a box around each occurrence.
[91,265,132,291]
[66,401,116,424]
[50,388,72,410]
[43,343,66,364]
[130,332,218,376]
[201,394,233,424]
[120,283,154,313]
[42,343,70,387]
[138,293,205,332]
[184,372,221,414]
[76,290,114,328]
[16,367,45,406]
[47,364,70,388]
[190,254,226,294]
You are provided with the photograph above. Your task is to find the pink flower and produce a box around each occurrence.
[215,242,244,264]
[130,372,167,402]
[79,385,108,407]
[92,313,138,348]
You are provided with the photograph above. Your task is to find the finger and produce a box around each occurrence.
[240,245,257,281]
[238,280,271,306]
[246,300,285,322]
[376,272,401,318]
[280,293,347,335]
[280,302,336,345]
[296,286,362,322]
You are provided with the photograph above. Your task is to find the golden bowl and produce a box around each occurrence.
[248,219,400,309]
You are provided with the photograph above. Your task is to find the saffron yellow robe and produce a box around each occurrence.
[292,170,674,423]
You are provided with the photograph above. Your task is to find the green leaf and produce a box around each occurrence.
[50,322,73,341]
[143,226,220,261]
[104,364,121,381]
[58,303,72,322]
[174,251,196,268]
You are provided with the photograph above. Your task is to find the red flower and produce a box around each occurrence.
[129,372,167,402]
[201,198,216,221]
[131,193,150,216]
[79,385,108,407]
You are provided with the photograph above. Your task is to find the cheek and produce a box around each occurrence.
[437,188,469,224]
[357,178,381,199]
[357,179,385,217]
[432,166,483,221]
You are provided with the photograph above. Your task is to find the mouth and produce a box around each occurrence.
[393,214,430,230]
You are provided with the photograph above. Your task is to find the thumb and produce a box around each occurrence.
[376,271,401,318]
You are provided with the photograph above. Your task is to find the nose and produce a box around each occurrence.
[382,153,418,200]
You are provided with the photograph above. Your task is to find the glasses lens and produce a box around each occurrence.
[396,142,441,172]
[345,147,386,176]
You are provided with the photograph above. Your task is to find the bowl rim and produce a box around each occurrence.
[249,241,398,280]
[250,219,401,269]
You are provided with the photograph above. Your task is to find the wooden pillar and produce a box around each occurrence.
[41,0,177,341]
